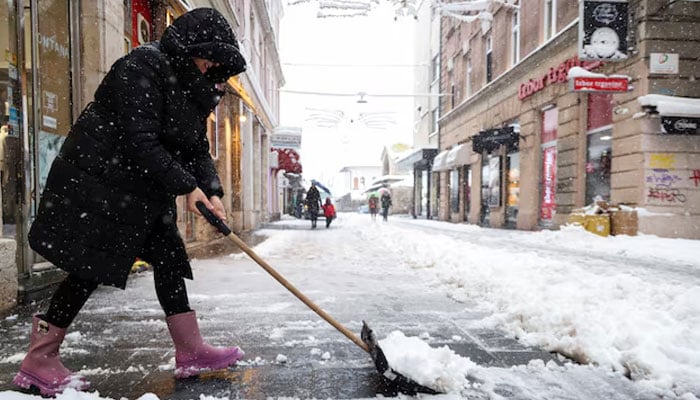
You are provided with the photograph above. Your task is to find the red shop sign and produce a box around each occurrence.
[571,76,629,92]
[518,56,602,100]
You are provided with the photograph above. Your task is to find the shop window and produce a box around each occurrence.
[36,1,72,195]
[481,154,501,226]
[585,130,612,204]
[540,107,557,223]
[506,151,520,226]
[450,169,459,213]
[463,166,471,221]
[433,171,440,217]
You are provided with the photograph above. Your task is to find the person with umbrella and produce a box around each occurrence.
[368,192,380,221]
[305,182,323,229]
[380,188,393,222]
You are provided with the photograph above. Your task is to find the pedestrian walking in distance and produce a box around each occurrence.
[15,8,246,396]
[322,197,337,228]
[368,193,379,221]
[381,191,392,222]
[305,182,323,229]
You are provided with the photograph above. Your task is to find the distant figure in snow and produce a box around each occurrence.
[368,193,379,221]
[380,191,392,222]
[321,197,336,228]
[15,8,246,396]
[305,182,323,229]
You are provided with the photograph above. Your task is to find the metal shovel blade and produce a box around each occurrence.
[361,321,440,395]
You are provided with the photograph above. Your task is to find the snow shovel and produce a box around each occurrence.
[195,202,439,395]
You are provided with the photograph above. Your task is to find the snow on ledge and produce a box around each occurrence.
[637,94,700,117]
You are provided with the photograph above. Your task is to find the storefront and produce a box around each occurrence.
[1,1,80,289]
[433,144,472,222]
[471,125,520,228]
[397,147,437,218]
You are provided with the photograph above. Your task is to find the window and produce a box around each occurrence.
[585,131,612,205]
[485,35,493,83]
[449,69,455,108]
[431,108,439,134]
[466,56,473,95]
[450,169,460,213]
[431,54,440,83]
[511,10,520,65]
[544,0,557,40]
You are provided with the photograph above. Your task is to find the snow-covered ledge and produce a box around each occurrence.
[637,94,700,117]
[0,238,17,314]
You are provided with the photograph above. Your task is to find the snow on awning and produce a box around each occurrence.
[638,94,700,134]
[637,94,700,118]
[444,144,471,170]
[431,150,450,172]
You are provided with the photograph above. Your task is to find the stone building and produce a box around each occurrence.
[434,0,699,238]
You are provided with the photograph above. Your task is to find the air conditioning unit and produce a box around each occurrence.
[137,13,150,45]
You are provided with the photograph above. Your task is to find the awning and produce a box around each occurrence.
[444,144,471,169]
[472,125,520,153]
[396,147,438,170]
[638,94,700,135]
[273,148,302,173]
[431,150,450,171]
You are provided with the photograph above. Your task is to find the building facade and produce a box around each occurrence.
[0,0,284,312]
[434,0,700,239]
[398,0,441,219]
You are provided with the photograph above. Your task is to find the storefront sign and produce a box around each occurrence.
[518,56,602,100]
[649,53,679,74]
[661,116,700,135]
[571,76,629,92]
[472,126,520,153]
[579,0,629,61]
[271,134,302,149]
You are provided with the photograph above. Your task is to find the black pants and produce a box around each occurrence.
[382,207,389,221]
[44,266,191,329]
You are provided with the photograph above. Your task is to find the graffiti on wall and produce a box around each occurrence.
[645,153,697,204]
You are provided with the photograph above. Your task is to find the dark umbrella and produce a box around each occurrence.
[311,179,331,194]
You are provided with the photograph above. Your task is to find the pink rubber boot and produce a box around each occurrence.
[166,311,244,378]
[13,315,89,396]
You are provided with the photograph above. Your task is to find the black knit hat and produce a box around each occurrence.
[161,8,246,83]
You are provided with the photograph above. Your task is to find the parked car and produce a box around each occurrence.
[357,204,369,214]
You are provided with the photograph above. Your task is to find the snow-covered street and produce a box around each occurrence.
[0,212,698,399]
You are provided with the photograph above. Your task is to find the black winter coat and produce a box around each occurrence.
[28,8,245,288]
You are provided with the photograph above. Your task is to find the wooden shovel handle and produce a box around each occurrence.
[195,202,370,353]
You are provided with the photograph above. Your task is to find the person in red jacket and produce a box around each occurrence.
[321,198,336,228]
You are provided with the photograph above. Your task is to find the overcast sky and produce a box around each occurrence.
[278,2,417,186]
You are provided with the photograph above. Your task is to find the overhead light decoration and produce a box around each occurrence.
[304,107,397,130]
[287,0,422,19]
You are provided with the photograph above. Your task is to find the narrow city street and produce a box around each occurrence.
[0,212,698,399]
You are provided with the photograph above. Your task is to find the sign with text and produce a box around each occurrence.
[571,76,629,92]
[579,0,629,61]
[650,53,679,74]
[661,116,700,135]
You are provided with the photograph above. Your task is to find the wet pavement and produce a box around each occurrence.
[0,215,644,399]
